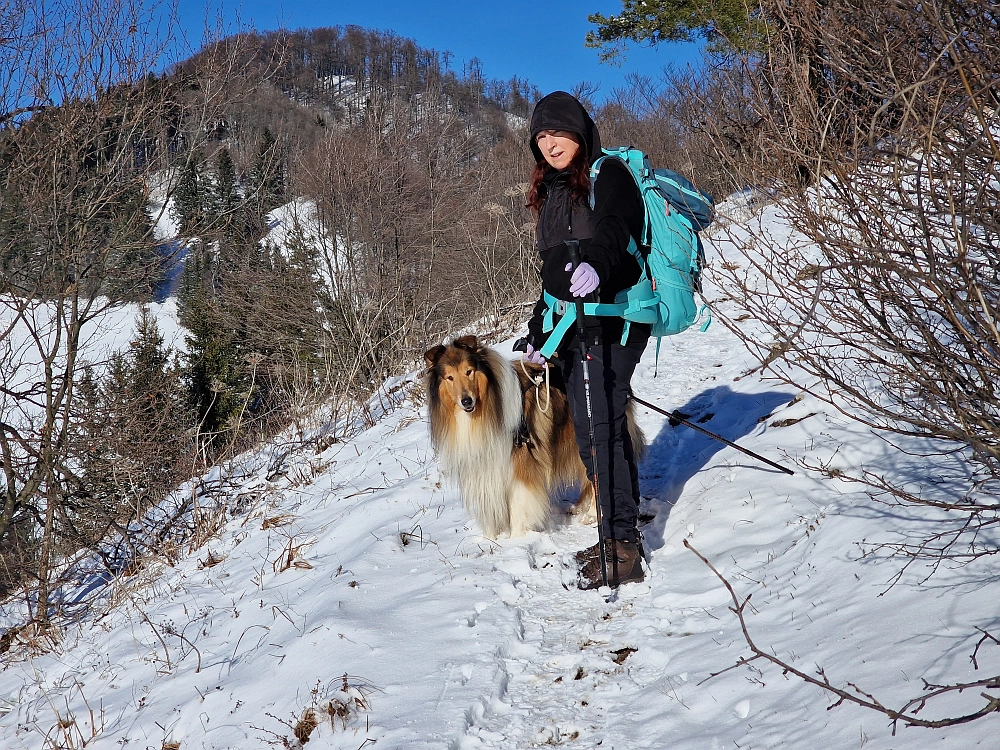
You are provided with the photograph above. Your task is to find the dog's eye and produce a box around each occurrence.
[465,369,473,377]
[446,375,454,381]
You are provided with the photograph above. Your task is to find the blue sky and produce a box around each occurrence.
[175,0,702,101]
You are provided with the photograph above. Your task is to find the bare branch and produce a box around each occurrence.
[686,540,1000,731]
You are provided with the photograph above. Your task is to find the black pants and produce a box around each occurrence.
[555,334,646,544]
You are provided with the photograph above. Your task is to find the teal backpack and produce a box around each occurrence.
[537,146,714,363]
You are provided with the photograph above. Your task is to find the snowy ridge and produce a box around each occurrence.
[1,204,998,748]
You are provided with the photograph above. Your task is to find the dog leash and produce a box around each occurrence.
[518,357,551,413]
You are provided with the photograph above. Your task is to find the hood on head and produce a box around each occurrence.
[529,91,602,165]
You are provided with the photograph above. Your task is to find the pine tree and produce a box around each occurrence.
[99,178,160,301]
[176,247,249,456]
[172,152,210,234]
[249,128,283,217]
[212,147,239,229]
[586,0,764,60]
[0,180,30,293]
[76,310,193,545]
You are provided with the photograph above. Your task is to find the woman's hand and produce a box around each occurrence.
[523,343,546,365]
[565,262,600,297]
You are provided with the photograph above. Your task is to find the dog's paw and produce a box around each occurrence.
[570,497,598,526]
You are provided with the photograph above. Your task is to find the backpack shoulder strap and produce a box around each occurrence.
[588,150,615,211]
[589,147,652,257]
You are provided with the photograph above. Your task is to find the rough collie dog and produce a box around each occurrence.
[424,335,594,538]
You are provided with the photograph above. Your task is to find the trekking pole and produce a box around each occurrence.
[629,394,795,476]
[566,239,609,588]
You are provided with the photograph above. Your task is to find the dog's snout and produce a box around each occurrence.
[460,395,475,411]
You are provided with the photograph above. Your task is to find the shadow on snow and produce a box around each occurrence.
[636,384,796,552]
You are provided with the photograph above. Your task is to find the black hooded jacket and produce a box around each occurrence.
[525,92,648,351]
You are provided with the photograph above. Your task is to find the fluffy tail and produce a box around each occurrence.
[626,397,647,464]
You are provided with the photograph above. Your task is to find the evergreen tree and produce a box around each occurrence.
[211,147,239,225]
[211,146,263,246]
[176,243,251,456]
[249,128,283,217]
[0,179,30,293]
[172,152,211,234]
[98,177,160,301]
[77,310,193,545]
[586,0,764,60]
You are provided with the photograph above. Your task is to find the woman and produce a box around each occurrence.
[521,91,649,589]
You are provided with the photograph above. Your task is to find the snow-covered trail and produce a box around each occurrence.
[454,331,808,749]
[0,313,808,750]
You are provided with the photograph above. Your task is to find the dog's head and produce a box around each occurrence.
[424,335,489,414]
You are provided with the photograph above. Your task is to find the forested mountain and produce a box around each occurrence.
[0,24,540,298]
[0,21,557,604]
[207,26,541,118]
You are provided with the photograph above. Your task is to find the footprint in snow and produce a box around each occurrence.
[494,582,520,606]
[464,601,491,627]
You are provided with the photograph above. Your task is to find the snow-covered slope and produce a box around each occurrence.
[1,201,998,749]
[0,296,184,425]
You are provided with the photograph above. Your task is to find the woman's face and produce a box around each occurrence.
[535,130,581,170]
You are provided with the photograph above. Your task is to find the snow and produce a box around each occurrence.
[0,296,185,402]
[147,171,181,243]
[263,200,323,252]
[505,112,527,132]
[2,200,999,749]
[262,199,344,298]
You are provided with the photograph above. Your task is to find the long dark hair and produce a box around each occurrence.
[525,138,591,214]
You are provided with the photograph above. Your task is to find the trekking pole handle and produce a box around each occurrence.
[566,238,582,269]
[565,240,588,341]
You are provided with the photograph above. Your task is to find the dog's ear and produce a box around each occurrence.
[452,335,479,351]
[424,344,445,368]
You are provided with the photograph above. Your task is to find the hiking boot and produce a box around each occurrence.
[578,540,645,590]
[575,538,645,565]
[574,541,602,565]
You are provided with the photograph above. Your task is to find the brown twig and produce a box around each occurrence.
[685,539,1000,733]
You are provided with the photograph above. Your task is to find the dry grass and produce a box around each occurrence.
[260,514,295,530]
[197,550,225,569]
[272,536,315,573]
[293,708,319,744]
[255,675,375,747]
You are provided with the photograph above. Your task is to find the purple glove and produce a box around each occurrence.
[523,343,546,365]
[565,262,600,297]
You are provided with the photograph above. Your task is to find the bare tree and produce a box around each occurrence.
[0,1,542,624]
[0,0,260,621]
[568,0,1000,733]
[295,87,537,413]
[695,1,1000,563]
